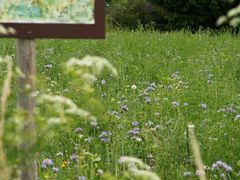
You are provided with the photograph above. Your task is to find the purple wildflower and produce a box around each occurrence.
[70,154,78,162]
[99,131,111,143]
[128,128,140,135]
[100,138,110,143]
[211,160,232,172]
[42,158,53,169]
[75,127,83,134]
[121,105,129,111]
[220,173,225,177]
[110,110,120,119]
[172,101,179,107]
[144,96,151,103]
[154,125,161,131]
[132,121,139,127]
[144,86,155,94]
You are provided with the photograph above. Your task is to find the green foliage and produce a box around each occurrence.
[107,0,239,30]
[149,0,238,29]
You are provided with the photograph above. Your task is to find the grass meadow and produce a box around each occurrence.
[0,29,240,179]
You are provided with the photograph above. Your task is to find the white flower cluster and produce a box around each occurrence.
[66,56,117,82]
[119,156,160,180]
[217,4,240,27]
[0,25,16,35]
[38,94,95,125]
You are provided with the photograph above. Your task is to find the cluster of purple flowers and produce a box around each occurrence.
[138,82,157,104]
[144,85,156,94]
[99,131,112,143]
[172,71,180,79]
[211,160,233,172]
[218,104,236,115]
[42,158,53,169]
[128,128,140,136]
[128,121,142,142]
[132,121,139,127]
[41,158,59,173]
[109,110,120,119]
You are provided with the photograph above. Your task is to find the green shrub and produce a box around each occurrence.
[107,0,239,30]
[107,0,167,30]
[149,0,239,29]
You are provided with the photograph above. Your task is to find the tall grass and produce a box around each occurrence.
[0,29,239,179]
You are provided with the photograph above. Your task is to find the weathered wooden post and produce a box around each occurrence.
[0,1,105,179]
[16,39,37,180]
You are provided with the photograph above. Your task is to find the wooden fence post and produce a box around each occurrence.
[16,39,37,180]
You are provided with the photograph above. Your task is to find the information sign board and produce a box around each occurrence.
[0,0,105,38]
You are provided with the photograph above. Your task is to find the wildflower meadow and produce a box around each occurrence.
[0,29,240,179]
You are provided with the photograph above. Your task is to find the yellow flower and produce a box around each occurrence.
[44,174,49,179]
[61,161,67,168]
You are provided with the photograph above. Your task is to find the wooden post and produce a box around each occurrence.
[16,39,37,180]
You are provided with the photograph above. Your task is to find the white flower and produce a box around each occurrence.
[66,56,117,76]
[119,156,160,180]
[38,94,94,119]
[131,85,137,89]
[235,114,240,121]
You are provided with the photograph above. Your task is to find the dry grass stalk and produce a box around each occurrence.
[188,124,207,180]
[0,57,13,180]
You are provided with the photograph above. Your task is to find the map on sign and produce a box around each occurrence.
[0,0,95,24]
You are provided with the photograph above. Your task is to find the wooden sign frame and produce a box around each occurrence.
[0,0,105,39]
